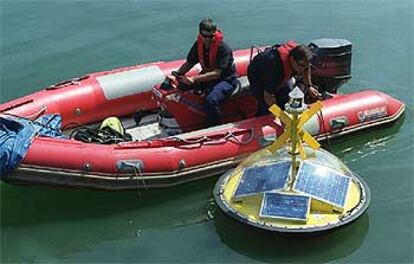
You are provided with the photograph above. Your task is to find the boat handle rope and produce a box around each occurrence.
[170,128,255,147]
[133,164,147,193]
[24,105,48,120]
[121,161,147,191]
[46,75,89,90]
[316,109,334,151]
[0,106,47,120]
[249,45,264,63]
[219,129,255,145]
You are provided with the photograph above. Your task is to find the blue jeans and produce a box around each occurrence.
[203,77,237,125]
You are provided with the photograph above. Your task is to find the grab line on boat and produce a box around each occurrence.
[170,128,255,147]
[121,160,147,191]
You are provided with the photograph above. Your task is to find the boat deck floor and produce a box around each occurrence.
[122,113,168,141]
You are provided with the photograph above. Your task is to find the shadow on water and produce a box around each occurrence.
[210,203,369,263]
[0,177,217,228]
[1,177,220,262]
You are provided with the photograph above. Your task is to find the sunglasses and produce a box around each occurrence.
[296,60,310,68]
[200,31,214,39]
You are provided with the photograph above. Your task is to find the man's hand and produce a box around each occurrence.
[305,86,320,103]
[307,86,319,98]
[178,76,195,86]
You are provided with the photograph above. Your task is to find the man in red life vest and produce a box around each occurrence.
[173,18,238,125]
[247,41,319,116]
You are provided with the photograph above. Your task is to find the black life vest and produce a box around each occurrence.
[276,40,297,87]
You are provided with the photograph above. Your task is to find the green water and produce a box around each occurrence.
[1,0,413,263]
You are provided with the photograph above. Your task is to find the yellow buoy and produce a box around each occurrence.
[214,87,370,233]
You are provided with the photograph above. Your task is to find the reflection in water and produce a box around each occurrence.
[322,115,405,161]
[210,202,369,263]
[0,178,216,261]
[1,177,216,228]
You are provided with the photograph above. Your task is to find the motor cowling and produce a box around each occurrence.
[309,38,352,93]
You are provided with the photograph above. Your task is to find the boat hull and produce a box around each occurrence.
[2,89,405,190]
[0,47,406,190]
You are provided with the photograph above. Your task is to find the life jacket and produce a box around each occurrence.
[99,117,125,136]
[197,30,224,71]
[276,40,297,88]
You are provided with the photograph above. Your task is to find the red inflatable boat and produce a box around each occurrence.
[0,40,405,190]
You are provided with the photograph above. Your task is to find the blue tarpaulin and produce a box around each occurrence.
[0,114,65,176]
[33,114,66,138]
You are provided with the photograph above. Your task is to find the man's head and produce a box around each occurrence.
[199,18,217,42]
[289,45,313,74]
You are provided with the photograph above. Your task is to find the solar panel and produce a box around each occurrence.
[233,161,291,200]
[293,161,351,211]
[260,192,310,221]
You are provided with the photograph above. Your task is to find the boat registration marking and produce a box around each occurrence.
[358,106,387,123]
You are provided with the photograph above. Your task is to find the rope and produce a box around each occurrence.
[136,163,147,191]
[46,76,88,90]
[22,106,47,120]
[170,128,255,147]
[221,129,255,145]
[249,45,264,63]
[317,109,332,151]
[62,122,83,130]
[123,161,147,194]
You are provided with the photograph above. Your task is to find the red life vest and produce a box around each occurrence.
[197,30,224,71]
[277,40,297,87]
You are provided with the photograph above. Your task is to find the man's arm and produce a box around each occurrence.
[177,61,195,75]
[173,42,198,77]
[263,61,281,107]
[179,68,222,85]
[181,43,228,85]
[184,69,222,84]
[302,66,319,100]
[302,65,312,86]
[264,90,277,107]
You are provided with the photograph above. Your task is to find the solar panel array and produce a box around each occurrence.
[260,192,310,221]
[233,161,291,200]
[293,161,351,209]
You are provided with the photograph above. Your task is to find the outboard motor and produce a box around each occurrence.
[309,39,352,93]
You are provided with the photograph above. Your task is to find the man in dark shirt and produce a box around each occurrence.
[247,42,319,116]
[174,18,238,125]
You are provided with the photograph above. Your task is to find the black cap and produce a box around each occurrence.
[199,18,217,33]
